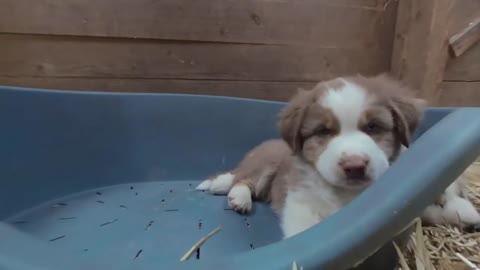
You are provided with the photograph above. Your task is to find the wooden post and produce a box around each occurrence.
[391,0,455,103]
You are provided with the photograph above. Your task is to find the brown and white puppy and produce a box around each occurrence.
[197,74,480,238]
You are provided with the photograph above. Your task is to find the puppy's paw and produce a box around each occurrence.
[444,196,480,228]
[209,173,235,195]
[196,172,235,195]
[227,184,252,214]
[423,195,480,229]
[196,179,212,191]
[421,204,445,225]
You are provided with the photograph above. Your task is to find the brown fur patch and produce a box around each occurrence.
[278,80,344,154]
[269,158,291,214]
[359,105,398,162]
[230,139,291,201]
[300,105,340,166]
[345,73,426,147]
[277,90,316,153]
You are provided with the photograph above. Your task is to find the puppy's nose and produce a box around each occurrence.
[339,155,369,179]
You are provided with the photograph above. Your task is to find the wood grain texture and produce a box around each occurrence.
[0,77,316,101]
[0,0,397,46]
[449,17,480,57]
[448,0,480,36]
[442,0,480,83]
[0,34,389,82]
[437,82,480,106]
[444,43,480,81]
[0,0,398,100]
[391,0,455,103]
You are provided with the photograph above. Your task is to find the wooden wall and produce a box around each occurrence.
[391,0,480,107]
[0,0,397,101]
[441,45,480,107]
[438,0,480,107]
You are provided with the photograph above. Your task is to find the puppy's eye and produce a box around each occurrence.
[317,127,333,136]
[364,122,380,133]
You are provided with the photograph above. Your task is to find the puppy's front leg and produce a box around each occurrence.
[228,182,253,214]
[281,198,320,239]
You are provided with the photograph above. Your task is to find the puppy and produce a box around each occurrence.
[197,74,480,238]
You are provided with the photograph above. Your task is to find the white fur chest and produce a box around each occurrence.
[280,170,360,238]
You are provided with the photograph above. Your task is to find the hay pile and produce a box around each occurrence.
[400,161,480,270]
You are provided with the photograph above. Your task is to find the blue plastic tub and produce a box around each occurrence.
[1,86,480,270]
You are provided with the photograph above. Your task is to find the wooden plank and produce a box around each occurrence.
[449,17,480,57]
[390,0,455,102]
[448,0,480,36]
[0,0,397,46]
[0,34,388,82]
[442,0,480,81]
[436,82,480,107]
[0,77,316,101]
[444,42,480,81]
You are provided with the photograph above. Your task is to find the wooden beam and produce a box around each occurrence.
[0,0,395,46]
[444,42,480,81]
[390,0,455,103]
[0,34,388,82]
[449,17,480,57]
[437,82,480,107]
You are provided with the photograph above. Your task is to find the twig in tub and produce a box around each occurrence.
[179,226,222,262]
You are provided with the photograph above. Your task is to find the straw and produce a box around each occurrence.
[456,253,480,270]
[180,226,222,262]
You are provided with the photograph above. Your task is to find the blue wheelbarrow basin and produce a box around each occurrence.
[1,86,480,270]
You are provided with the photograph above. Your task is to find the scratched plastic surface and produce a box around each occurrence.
[6,181,281,269]
[0,86,285,270]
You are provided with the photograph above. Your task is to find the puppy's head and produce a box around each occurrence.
[279,74,426,189]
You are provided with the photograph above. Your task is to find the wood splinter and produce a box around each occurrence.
[179,226,221,262]
[449,17,480,57]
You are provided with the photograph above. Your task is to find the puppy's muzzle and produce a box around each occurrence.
[339,154,370,182]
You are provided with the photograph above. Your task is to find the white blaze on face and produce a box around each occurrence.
[316,81,390,188]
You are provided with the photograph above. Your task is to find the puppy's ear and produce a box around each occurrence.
[389,94,426,147]
[370,73,426,147]
[278,90,314,153]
